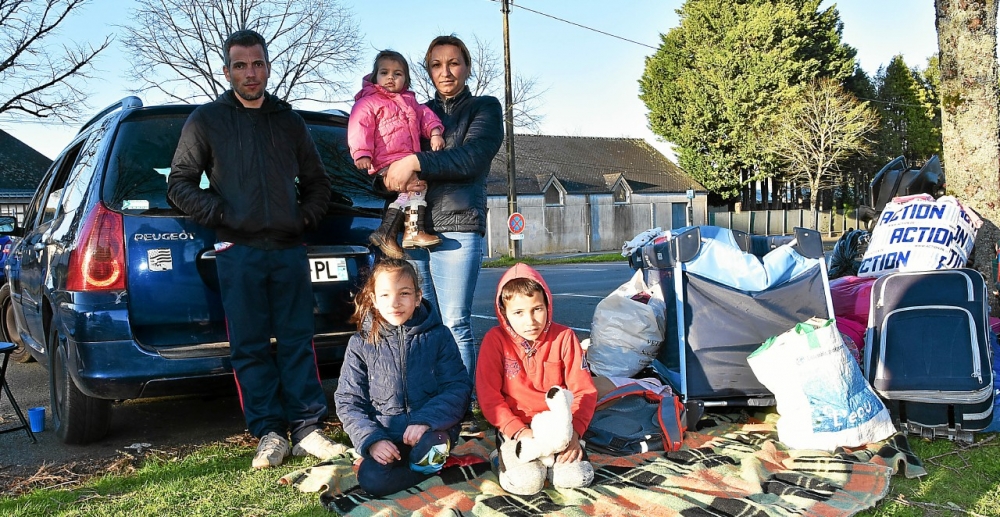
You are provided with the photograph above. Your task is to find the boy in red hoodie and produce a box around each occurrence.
[476,263,597,495]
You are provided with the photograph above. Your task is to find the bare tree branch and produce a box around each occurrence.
[0,0,111,121]
[769,78,880,213]
[118,0,363,104]
[408,34,546,132]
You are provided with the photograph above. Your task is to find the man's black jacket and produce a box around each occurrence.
[168,91,331,249]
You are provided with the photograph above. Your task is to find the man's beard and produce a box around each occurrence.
[233,81,265,102]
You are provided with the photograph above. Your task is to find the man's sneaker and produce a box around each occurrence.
[292,429,348,460]
[252,432,290,469]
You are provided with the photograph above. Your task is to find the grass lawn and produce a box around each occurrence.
[482,252,627,268]
[2,427,998,517]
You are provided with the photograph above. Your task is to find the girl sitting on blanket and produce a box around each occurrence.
[334,259,472,497]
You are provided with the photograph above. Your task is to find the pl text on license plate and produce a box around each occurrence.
[309,257,348,283]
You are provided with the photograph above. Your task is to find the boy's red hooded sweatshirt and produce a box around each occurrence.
[476,263,597,439]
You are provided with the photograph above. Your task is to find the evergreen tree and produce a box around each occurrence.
[873,55,941,164]
[839,66,883,208]
[640,0,856,202]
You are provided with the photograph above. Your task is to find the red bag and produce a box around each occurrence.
[836,318,865,365]
[830,276,876,327]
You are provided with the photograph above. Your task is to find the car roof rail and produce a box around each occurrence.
[77,96,144,136]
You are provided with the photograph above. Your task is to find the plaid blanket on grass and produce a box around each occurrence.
[281,413,925,516]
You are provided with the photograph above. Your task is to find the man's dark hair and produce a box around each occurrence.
[223,30,269,67]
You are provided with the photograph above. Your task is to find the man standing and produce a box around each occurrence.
[168,30,341,469]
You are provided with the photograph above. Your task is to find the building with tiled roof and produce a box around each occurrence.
[0,129,51,222]
[484,135,707,256]
[488,135,700,196]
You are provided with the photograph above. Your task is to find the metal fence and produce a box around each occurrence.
[709,208,865,237]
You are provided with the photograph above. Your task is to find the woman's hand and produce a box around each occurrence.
[405,179,427,193]
[368,440,401,465]
[555,432,583,463]
[403,424,430,446]
[384,155,420,191]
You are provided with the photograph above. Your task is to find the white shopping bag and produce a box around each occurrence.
[748,317,896,451]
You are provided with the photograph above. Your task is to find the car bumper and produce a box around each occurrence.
[56,298,347,400]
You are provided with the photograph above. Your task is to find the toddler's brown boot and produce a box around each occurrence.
[402,202,441,249]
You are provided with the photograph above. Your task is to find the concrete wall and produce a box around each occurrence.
[485,192,709,257]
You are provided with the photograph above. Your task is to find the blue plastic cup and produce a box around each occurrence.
[28,407,45,433]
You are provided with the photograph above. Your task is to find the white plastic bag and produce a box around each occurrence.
[587,271,666,377]
[747,317,896,451]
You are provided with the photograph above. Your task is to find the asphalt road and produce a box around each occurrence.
[0,262,635,481]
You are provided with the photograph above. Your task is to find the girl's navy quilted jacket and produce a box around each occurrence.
[334,300,471,458]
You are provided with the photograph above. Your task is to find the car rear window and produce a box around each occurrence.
[102,112,382,214]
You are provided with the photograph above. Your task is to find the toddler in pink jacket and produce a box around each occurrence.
[349,50,445,258]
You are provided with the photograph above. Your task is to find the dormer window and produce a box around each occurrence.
[542,175,565,206]
[613,183,630,204]
[544,183,563,206]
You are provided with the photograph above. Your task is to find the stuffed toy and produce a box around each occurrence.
[514,386,574,466]
[507,386,595,491]
[496,436,546,495]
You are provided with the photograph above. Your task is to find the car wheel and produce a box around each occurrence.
[1,283,34,363]
[48,322,112,444]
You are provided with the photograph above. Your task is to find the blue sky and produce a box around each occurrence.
[4,0,938,160]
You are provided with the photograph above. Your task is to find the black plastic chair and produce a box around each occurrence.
[0,342,37,443]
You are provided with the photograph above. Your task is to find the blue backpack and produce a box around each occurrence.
[583,383,687,455]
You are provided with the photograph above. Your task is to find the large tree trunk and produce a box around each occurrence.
[936,0,1000,307]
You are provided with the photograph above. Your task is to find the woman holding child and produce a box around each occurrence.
[379,35,504,420]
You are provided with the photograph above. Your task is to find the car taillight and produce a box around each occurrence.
[67,203,126,291]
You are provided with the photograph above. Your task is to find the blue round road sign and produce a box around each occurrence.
[508,212,525,234]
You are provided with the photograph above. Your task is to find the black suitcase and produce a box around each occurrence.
[864,268,994,442]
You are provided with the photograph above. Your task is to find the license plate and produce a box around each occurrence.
[308,257,348,283]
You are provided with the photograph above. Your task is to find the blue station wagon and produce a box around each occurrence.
[0,97,381,444]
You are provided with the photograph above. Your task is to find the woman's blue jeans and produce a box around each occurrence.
[407,232,483,389]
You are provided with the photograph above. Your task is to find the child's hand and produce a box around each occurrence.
[511,427,534,442]
[354,156,371,171]
[403,424,430,446]
[555,432,583,463]
[430,134,445,151]
[368,440,401,465]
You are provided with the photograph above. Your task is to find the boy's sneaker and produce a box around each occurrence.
[460,402,483,437]
[460,419,483,437]
[292,429,348,460]
[252,432,290,469]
